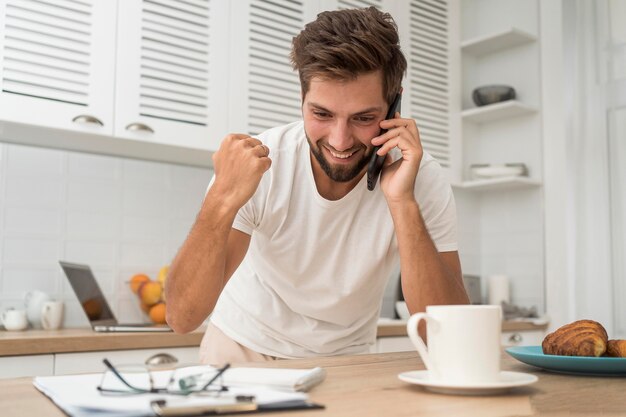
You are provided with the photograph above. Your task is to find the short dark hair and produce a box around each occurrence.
[291,7,407,105]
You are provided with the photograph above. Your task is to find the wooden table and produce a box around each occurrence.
[1,350,625,416]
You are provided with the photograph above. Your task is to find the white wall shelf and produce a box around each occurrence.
[461,27,537,57]
[462,100,538,123]
[451,177,542,192]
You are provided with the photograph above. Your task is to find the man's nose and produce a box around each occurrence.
[328,121,353,152]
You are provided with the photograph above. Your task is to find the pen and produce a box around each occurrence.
[151,398,257,416]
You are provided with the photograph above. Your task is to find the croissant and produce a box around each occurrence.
[542,319,608,357]
[605,340,626,357]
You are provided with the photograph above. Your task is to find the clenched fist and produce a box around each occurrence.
[210,134,272,211]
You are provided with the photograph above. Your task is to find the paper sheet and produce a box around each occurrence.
[187,365,326,392]
[33,367,316,417]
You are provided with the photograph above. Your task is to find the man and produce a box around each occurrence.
[166,7,468,364]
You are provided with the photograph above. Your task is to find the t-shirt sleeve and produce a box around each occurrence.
[232,199,256,235]
[414,156,458,252]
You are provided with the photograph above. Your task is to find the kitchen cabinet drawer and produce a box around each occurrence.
[376,330,546,353]
[501,330,545,347]
[0,354,54,379]
[376,337,414,354]
[54,346,199,375]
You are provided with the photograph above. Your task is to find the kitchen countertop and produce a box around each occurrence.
[1,349,621,417]
[0,320,548,357]
[377,318,548,337]
[0,327,206,356]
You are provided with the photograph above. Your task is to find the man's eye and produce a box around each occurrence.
[354,116,375,123]
[313,111,330,118]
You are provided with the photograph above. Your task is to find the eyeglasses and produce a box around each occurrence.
[97,358,231,396]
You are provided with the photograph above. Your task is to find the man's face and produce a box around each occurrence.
[302,71,388,183]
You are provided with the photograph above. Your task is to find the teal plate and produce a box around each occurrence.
[506,346,626,376]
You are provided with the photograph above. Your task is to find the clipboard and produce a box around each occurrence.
[151,398,324,416]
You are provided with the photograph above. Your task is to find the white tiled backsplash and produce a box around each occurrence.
[382,188,545,319]
[0,141,545,327]
[0,142,212,327]
[455,189,545,313]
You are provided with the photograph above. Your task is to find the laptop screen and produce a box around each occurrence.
[59,261,116,325]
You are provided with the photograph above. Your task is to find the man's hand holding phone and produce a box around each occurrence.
[370,109,424,205]
[210,134,272,211]
[367,93,401,191]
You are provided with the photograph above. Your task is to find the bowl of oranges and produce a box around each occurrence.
[129,265,169,324]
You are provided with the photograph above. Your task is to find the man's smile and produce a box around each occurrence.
[325,146,360,161]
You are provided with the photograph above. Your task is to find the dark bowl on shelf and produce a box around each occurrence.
[472,85,516,107]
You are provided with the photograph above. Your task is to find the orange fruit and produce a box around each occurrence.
[138,281,162,306]
[139,301,151,315]
[82,298,103,320]
[129,274,150,294]
[149,302,167,324]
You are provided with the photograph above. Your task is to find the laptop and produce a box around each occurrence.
[59,261,172,332]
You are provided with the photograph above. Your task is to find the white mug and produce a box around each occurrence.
[41,300,64,330]
[2,308,29,331]
[24,290,52,329]
[407,305,502,384]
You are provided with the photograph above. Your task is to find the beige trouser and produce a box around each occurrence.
[199,322,277,366]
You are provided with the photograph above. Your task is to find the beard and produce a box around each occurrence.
[306,133,373,183]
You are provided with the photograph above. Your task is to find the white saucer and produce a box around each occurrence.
[398,371,538,396]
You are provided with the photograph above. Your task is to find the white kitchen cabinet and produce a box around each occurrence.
[391,0,460,176]
[0,0,459,168]
[375,328,546,353]
[226,0,319,135]
[376,336,414,354]
[501,330,545,347]
[0,0,116,135]
[54,346,200,375]
[114,0,228,154]
[0,354,54,379]
[0,347,199,378]
[0,0,229,166]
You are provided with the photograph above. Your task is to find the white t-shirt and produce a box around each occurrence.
[209,121,457,358]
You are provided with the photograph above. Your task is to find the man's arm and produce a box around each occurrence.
[390,200,468,314]
[373,114,469,315]
[165,203,250,333]
[165,134,271,333]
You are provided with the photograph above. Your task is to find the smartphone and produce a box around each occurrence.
[367,93,402,191]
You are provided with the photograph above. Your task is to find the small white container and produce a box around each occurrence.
[2,308,29,331]
[395,301,410,320]
[470,163,528,180]
[24,290,52,329]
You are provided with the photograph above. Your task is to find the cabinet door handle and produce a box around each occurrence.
[72,115,103,126]
[125,122,154,133]
[509,333,523,343]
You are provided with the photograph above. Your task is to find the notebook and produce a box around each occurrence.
[59,261,172,332]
